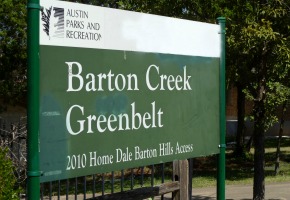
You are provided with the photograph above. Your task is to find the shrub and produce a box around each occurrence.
[0,147,20,200]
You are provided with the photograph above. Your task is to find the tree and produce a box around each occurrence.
[0,0,27,108]
[226,1,290,199]
[66,0,119,8]
[225,1,255,157]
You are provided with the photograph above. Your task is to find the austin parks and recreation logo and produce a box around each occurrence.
[41,6,64,39]
[41,6,102,41]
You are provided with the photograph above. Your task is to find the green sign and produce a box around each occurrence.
[39,0,221,182]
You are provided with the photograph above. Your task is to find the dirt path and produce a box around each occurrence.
[190,182,290,200]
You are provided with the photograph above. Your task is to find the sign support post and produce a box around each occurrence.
[27,0,40,199]
[217,17,226,200]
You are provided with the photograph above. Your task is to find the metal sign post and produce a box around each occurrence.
[217,17,226,200]
[27,0,40,199]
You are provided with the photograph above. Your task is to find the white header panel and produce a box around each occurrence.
[40,0,220,57]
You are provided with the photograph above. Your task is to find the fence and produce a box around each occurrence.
[0,116,27,189]
[0,116,194,200]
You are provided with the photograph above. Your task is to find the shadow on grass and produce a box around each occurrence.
[192,153,254,182]
[265,151,290,163]
[192,138,290,183]
[264,137,290,148]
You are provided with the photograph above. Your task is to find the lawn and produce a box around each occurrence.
[191,137,290,188]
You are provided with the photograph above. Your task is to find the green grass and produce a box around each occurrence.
[191,137,290,188]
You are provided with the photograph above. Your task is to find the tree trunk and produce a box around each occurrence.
[235,83,246,156]
[252,48,269,200]
[253,130,265,200]
[275,101,287,175]
[253,101,265,200]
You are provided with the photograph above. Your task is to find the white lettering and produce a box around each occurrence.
[66,62,84,92]
[66,105,84,135]
[146,64,159,91]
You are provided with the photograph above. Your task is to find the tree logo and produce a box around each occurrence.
[41,6,64,39]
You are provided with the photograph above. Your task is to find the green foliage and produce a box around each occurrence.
[116,0,224,22]
[0,147,20,200]
[0,0,27,107]
[116,0,185,17]
[224,2,290,198]
[65,0,119,8]
[225,0,290,132]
